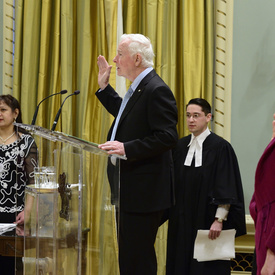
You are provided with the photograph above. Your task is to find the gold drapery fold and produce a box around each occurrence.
[13,0,42,123]
[183,0,214,135]
[12,0,214,274]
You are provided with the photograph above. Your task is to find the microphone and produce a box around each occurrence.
[31,90,67,125]
[51,90,80,131]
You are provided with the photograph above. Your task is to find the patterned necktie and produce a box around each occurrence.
[110,87,134,141]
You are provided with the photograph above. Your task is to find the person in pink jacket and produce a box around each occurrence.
[250,113,275,275]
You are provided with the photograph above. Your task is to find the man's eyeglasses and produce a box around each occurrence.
[186,113,206,120]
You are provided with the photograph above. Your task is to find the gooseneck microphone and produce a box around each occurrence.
[51,90,80,131]
[31,90,68,125]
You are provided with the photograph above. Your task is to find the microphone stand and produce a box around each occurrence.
[31,90,67,125]
[51,90,80,131]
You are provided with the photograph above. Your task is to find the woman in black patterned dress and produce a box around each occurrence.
[0,95,37,274]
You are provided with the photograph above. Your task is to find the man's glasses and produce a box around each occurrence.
[186,113,206,120]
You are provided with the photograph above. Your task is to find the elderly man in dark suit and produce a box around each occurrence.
[96,33,178,275]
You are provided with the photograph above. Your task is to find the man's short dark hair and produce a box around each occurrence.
[186,98,211,115]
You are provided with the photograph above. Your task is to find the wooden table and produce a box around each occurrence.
[0,230,24,257]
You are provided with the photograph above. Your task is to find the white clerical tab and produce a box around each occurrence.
[184,128,211,167]
[184,136,197,166]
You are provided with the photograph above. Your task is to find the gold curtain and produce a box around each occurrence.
[183,0,214,136]
[12,0,214,274]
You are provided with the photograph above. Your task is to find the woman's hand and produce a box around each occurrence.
[261,248,275,275]
[15,210,25,225]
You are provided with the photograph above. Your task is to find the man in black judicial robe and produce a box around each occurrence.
[166,98,246,275]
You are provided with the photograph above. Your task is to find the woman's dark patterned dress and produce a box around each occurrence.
[0,133,37,223]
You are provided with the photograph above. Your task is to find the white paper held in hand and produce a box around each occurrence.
[193,229,236,262]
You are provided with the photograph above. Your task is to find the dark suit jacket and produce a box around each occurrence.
[96,69,178,213]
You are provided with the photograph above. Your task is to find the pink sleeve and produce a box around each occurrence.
[266,226,275,253]
[265,202,275,253]
[249,193,257,225]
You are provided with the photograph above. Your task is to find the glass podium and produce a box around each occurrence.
[14,123,123,275]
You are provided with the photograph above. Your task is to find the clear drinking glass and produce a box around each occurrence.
[43,166,56,188]
[34,166,45,188]
[34,166,56,188]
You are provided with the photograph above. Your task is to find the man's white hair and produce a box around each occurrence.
[120,34,155,68]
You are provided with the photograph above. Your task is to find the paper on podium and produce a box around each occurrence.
[193,229,236,262]
[0,223,16,235]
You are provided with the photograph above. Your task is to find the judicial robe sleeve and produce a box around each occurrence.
[209,138,246,237]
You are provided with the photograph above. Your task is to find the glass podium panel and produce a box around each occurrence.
[14,123,122,274]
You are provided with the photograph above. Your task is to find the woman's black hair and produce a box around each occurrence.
[0,94,29,134]
[0,94,23,123]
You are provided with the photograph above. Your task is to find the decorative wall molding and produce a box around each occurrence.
[2,0,15,94]
[213,0,234,141]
